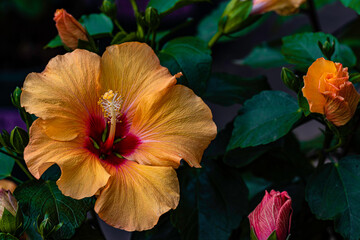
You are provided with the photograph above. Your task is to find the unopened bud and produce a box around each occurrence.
[220,0,252,34]
[318,37,335,60]
[145,7,160,30]
[36,213,63,239]
[0,189,21,234]
[100,0,117,20]
[54,9,89,50]
[281,67,301,92]
[10,87,22,109]
[10,127,29,154]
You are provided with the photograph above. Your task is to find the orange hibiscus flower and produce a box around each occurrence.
[302,58,360,126]
[20,42,217,231]
[251,0,306,16]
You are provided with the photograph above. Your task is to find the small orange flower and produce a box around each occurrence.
[251,0,306,16]
[0,180,16,193]
[302,58,360,126]
[21,42,217,231]
[54,9,88,50]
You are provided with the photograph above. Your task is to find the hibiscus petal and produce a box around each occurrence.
[302,58,337,114]
[21,49,102,141]
[129,85,217,168]
[99,42,177,120]
[94,161,179,231]
[25,119,110,199]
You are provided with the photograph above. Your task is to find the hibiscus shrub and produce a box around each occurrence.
[2,0,360,240]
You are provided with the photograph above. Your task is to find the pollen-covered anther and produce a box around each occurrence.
[98,90,123,120]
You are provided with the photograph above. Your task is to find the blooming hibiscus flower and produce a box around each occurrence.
[20,42,217,231]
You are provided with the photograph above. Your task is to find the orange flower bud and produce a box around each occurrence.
[251,0,306,16]
[0,180,16,193]
[54,9,88,50]
[302,58,360,126]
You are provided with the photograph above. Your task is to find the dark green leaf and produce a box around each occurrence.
[227,91,302,150]
[238,45,287,69]
[171,159,248,240]
[14,180,94,240]
[281,32,356,70]
[41,164,61,181]
[339,0,360,14]
[44,35,63,49]
[314,0,336,8]
[159,37,212,95]
[0,233,18,240]
[306,156,360,240]
[204,73,270,106]
[79,13,113,37]
[242,173,272,201]
[147,0,210,16]
[0,148,15,180]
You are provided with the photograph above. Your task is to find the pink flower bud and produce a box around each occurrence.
[248,190,292,240]
[54,9,88,50]
[0,189,18,218]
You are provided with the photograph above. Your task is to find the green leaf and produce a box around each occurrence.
[227,91,302,150]
[44,35,63,49]
[314,0,336,8]
[158,37,212,96]
[147,0,210,16]
[339,0,360,14]
[204,73,270,106]
[238,45,287,69]
[0,148,15,180]
[79,13,113,37]
[171,159,248,240]
[0,233,18,240]
[281,32,357,70]
[14,180,94,240]
[306,156,360,240]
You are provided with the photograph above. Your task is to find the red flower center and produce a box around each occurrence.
[85,114,141,167]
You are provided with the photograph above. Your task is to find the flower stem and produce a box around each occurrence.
[114,19,127,34]
[0,148,34,180]
[306,0,321,32]
[208,31,222,48]
[130,0,145,40]
[9,175,23,184]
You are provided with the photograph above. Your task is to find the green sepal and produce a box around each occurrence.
[0,208,23,236]
[250,227,258,240]
[10,127,29,154]
[281,67,301,92]
[0,130,11,149]
[36,213,63,239]
[10,87,22,109]
[267,231,277,240]
[317,37,335,60]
